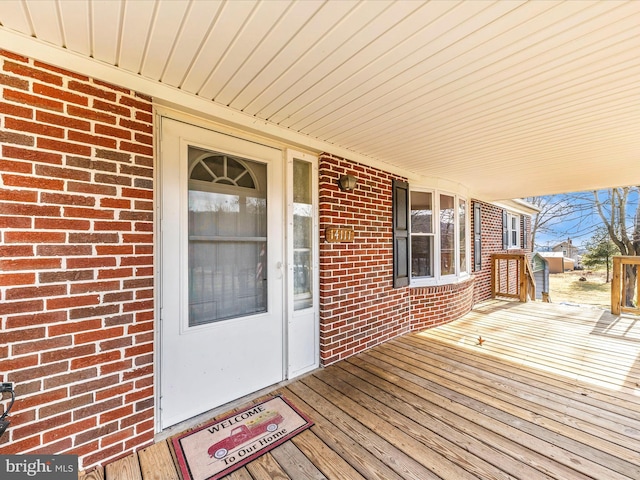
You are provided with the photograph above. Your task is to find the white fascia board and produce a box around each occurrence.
[467,191,539,215]
[491,199,539,216]
[509,198,541,213]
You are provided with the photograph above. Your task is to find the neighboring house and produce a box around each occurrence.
[552,238,580,265]
[538,252,575,274]
[0,2,635,470]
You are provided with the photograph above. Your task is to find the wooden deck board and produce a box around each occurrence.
[424,313,640,392]
[270,441,326,480]
[80,468,105,480]
[288,429,365,480]
[356,349,601,480]
[245,453,290,480]
[138,441,179,480]
[225,469,253,480]
[436,315,640,375]
[281,384,401,480]
[343,354,565,480]
[404,331,639,417]
[391,336,640,446]
[104,456,141,480]
[305,371,475,480]
[81,300,640,480]
[435,310,639,364]
[330,361,533,480]
[424,313,640,394]
[366,343,637,479]
[289,378,438,479]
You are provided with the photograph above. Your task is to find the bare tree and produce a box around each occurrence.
[593,187,640,305]
[524,195,576,249]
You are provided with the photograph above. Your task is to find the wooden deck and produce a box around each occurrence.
[81,300,640,480]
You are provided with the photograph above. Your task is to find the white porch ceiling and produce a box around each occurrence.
[1,0,638,200]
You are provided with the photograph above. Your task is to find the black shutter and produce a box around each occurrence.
[473,202,482,271]
[522,216,527,249]
[392,179,410,288]
[502,210,508,249]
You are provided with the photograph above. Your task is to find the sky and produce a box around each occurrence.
[529,187,639,251]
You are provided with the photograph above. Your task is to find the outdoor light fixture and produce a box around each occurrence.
[338,174,358,191]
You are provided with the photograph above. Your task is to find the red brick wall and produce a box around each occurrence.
[0,50,154,469]
[319,154,481,365]
[410,277,475,330]
[471,200,533,303]
[319,154,410,365]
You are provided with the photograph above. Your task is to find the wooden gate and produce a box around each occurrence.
[491,253,535,302]
[611,256,640,315]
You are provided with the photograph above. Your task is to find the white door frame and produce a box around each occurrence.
[154,112,320,433]
[285,150,320,378]
[157,116,285,430]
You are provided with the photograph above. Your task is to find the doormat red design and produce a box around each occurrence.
[172,395,313,480]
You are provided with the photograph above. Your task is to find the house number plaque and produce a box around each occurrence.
[325,227,354,243]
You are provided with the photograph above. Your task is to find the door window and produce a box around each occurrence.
[293,160,313,310]
[188,147,268,326]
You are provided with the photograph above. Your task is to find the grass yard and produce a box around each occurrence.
[547,268,610,309]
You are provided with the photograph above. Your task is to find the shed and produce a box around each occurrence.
[531,253,550,300]
[538,252,575,274]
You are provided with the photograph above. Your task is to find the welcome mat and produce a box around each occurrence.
[172,395,313,480]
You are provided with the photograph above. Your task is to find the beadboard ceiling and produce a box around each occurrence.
[1,0,639,200]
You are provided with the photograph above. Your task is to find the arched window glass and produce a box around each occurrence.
[190,154,256,189]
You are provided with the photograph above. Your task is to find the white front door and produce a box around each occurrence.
[159,118,284,429]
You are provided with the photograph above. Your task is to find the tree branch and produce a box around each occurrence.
[594,190,627,254]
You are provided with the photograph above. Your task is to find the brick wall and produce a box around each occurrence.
[471,200,533,303]
[318,154,482,365]
[0,50,154,469]
[410,277,475,330]
[319,154,410,365]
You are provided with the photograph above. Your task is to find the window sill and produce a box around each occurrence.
[410,273,472,289]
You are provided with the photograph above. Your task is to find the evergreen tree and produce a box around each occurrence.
[582,227,619,283]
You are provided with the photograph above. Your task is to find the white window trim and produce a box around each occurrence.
[507,212,521,249]
[410,189,471,287]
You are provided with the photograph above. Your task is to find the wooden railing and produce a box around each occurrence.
[611,256,640,315]
[524,258,536,301]
[491,253,536,302]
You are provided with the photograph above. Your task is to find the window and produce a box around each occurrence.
[440,194,455,276]
[187,148,267,325]
[506,212,521,249]
[459,198,467,274]
[293,159,313,310]
[473,202,482,271]
[410,191,433,277]
[407,189,469,284]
